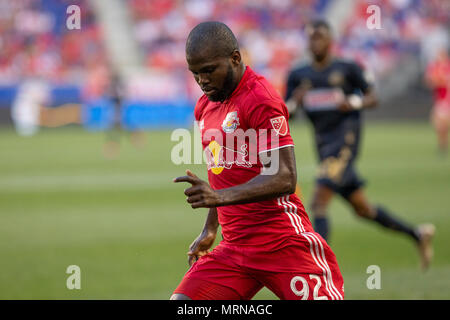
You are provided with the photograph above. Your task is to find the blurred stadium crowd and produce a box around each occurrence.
[129,0,450,97]
[0,0,102,85]
[0,0,448,108]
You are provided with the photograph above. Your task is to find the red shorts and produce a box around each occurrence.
[173,232,344,300]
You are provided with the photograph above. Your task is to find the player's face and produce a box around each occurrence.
[187,50,240,102]
[308,27,331,61]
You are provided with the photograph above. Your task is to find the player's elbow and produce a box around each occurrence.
[278,171,297,195]
[364,91,379,109]
[370,96,379,109]
[286,181,297,195]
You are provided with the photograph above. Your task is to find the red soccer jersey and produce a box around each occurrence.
[195,66,314,250]
[426,59,450,103]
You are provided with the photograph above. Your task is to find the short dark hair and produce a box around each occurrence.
[186,21,239,58]
[308,19,331,32]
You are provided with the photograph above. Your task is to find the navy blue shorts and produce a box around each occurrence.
[317,167,365,199]
[316,152,365,200]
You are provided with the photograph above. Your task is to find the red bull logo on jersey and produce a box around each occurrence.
[221,111,240,133]
[171,124,281,176]
[205,140,252,175]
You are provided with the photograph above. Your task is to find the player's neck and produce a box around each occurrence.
[312,54,333,70]
[235,63,246,87]
[222,63,246,102]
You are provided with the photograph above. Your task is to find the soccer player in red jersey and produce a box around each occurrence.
[170,22,344,300]
[426,48,450,156]
[285,20,435,271]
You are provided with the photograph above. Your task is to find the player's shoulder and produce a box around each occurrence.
[235,69,288,123]
[288,58,313,76]
[333,57,364,71]
[242,70,284,108]
[194,94,209,120]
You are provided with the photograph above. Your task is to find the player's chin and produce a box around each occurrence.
[205,90,223,102]
[205,95,220,102]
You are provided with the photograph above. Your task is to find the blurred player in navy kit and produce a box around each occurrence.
[285,20,435,271]
[102,69,147,158]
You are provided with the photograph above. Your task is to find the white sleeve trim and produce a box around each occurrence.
[258,144,294,154]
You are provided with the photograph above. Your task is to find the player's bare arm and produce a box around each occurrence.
[174,146,297,209]
[186,207,218,266]
[358,87,378,109]
[338,87,378,112]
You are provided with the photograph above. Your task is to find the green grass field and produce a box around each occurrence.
[0,121,449,299]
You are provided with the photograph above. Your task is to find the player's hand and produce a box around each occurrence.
[187,230,216,266]
[174,170,222,208]
[337,99,354,112]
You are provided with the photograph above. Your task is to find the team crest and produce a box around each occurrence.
[300,78,312,89]
[222,111,240,133]
[328,71,344,86]
[270,116,288,136]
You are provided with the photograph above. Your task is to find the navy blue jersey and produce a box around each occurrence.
[286,59,372,197]
[286,58,371,160]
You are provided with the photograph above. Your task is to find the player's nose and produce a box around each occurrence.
[198,74,211,86]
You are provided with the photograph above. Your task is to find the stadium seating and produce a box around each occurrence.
[0,0,448,127]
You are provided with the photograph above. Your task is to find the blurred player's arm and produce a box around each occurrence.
[338,86,378,112]
[174,146,297,208]
[424,62,447,88]
[360,86,378,109]
[338,63,378,112]
[285,71,310,117]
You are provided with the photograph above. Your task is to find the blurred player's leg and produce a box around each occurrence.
[416,224,436,271]
[130,131,147,149]
[347,188,418,238]
[346,188,435,271]
[103,130,121,159]
[431,106,449,156]
[310,184,335,242]
[103,98,122,159]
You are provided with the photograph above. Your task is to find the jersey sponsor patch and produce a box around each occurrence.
[205,140,252,175]
[303,88,345,111]
[270,116,288,136]
[328,71,344,86]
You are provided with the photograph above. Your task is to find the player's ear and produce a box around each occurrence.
[230,50,241,66]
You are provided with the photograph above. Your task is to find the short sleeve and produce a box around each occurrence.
[245,99,294,154]
[285,70,301,101]
[348,63,372,94]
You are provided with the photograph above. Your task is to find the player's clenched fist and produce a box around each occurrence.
[174,170,223,208]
